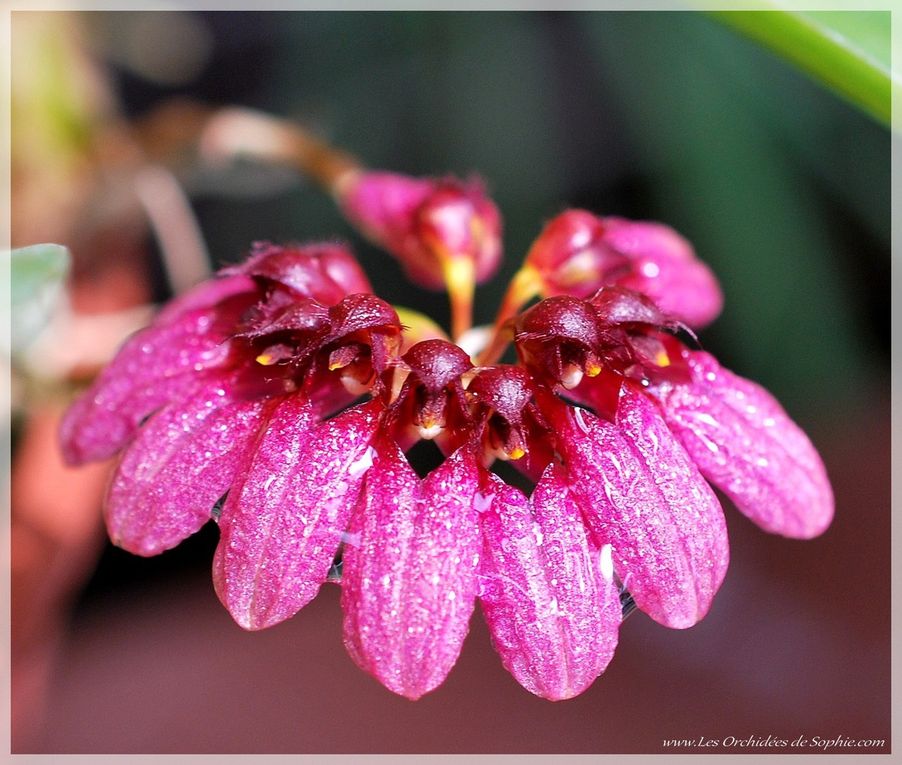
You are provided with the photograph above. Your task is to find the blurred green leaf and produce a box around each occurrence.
[9,243,70,351]
[707,9,892,127]
[11,243,69,303]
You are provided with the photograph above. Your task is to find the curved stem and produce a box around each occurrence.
[199,107,361,191]
[440,256,475,343]
[476,264,543,365]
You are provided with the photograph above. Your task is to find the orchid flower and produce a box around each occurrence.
[61,166,833,702]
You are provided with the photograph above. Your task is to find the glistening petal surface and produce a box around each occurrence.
[478,465,621,700]
[547,387,729,628]
[106,381,267,556]
[213,399,382,630]
[342,443,481,700]
[59,300,242,465]
[653,351,834,539]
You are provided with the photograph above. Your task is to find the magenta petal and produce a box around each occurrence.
[341,443,482,700]
[601,217,723,328]
[478,465,621,700]
[653,351,834,539]
[548,388,729,629]
[105,383,268,556]
[213,399,382,630]
[60,307,237,466]
[339,171,433,245]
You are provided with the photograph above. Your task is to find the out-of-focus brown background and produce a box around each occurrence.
[10,11,890,754]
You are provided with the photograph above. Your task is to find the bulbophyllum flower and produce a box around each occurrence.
[520,209,724,329]
[60,186,833,703]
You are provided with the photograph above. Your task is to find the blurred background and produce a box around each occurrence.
[10,10,890,754]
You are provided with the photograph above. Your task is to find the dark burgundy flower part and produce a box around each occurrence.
[466,365,552,472]
[514,296,604,390]
[525,210,723,328]
[589,285,676,329]
[339,171,502,290]
[396,339,473,440]
[226,240,372,302]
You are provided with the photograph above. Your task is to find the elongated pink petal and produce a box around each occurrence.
[652,351,834,539]
[213,399,382,630]
[106,383,269,556]
[601,217,723,328]
[546,388,729,629]
[342,443,482,700]
[60,308,238,466]
[478,465,621,700]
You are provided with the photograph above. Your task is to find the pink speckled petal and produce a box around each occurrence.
[546,387,729,629]
[60,307,239,466]
[652,351,834,539]
[105,383,269,556]
[342,443,482,700]
[601,217,723,328]
[213,399,382,630]
[478,465,621,700]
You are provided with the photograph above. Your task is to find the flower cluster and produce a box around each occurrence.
[61,169,833,701]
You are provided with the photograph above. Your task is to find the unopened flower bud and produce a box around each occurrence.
[338,171,502,290]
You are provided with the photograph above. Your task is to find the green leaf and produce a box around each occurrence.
[9,243,71,351]
[706,9,893,127]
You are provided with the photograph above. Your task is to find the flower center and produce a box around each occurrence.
[399,339,473,440]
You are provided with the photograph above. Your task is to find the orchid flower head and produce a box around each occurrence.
[60,176,832,702]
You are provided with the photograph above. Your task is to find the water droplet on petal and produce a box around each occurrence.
[348,445,377,477]
[573,406,591,435]
[532,523,544,547]
[341,531,361,547]
[600,543,614,582]
[473,491,494,513]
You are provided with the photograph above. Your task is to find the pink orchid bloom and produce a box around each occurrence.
[524,209,724,328]
[61,204,832,702]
